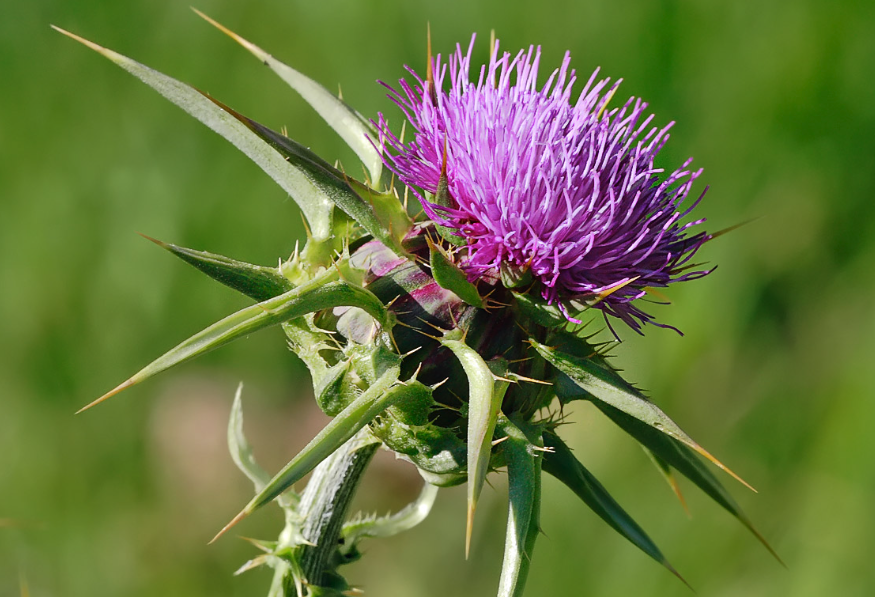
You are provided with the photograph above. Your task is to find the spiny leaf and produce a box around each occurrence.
[194,9,383,184]
[140,233,293,301]
[315,360,355,416]
[440,333,507,557]
[341,481,439,544]
[52,26,334,240]
[593,401,783,563]
[200,96,410,258]
[234,554,285,576]
[496,416,542,597]
[82,267,390,412]
[427,237,483,307]
[513,292,566,328]
[212,366,401,542]
[227,383,300,510]
[532,338,755,492]
[542,431,688,586]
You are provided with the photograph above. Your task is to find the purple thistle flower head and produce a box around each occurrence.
[377,35,711,333]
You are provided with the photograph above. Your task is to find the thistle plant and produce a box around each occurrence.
[55,12,778,597]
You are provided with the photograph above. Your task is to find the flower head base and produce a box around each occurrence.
[378,36,710,332]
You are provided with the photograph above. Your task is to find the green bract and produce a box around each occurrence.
[57,12,778,597]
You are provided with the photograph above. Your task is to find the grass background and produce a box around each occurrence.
[2,0,875,595]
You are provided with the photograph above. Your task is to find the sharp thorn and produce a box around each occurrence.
[426,23,436,105]
[511,374,552,386]
[191,8,266,62]
[76,378,136,414]
[692,444,757,493]
[51,25,110,55]
[402,345,423,358]
[465,502,475,560]
[209,508,250,545]
[135,231,168,248]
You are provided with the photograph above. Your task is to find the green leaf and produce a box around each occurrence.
[228,384,272,493]
[532,338,754,492]
[282,318,340,389]
[513,292,566,327]
[440,333,507,556]
[141,234,293,301]
[82,267,390,412]
[542,431,688,585]
[194,9,383,185]
[496,416,542,597]
[213,366,402,540]
[341,481,439,544]
[315,360,354,417]
[499,262,533,290]
[593,401,783,563]
[53,27,334,241]
[427,237,483,307]
[201,97,410,258]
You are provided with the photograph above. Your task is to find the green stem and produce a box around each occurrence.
[293,431,378,591]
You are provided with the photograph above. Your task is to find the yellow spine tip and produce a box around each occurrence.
[191,7,264,60]
[135,231,167,247]
[51,25,110,56]
[465,502,475,559]
[694,445,757,493]
[209,508,249,545]
[76,378,136,414]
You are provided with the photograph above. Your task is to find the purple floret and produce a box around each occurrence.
[377,35,710,333]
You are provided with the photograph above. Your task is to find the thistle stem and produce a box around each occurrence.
[295,430,378,589]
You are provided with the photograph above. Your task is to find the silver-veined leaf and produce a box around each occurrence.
[205,98,408,257]
[441,332,507,557]
[141,234,293,301]
[532,338,754,491]
[212,366,402,541]
[496,416,542,597]
[53,26,334,240]
[81,267,388,412]
[593,401,782,563]
[194,9,383,185]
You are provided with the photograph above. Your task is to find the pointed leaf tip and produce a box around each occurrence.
[76,378,137,414]
[427,237,483,307]
[209,508,249,544]
[57,24,334,240]
[52,25,110,55]
[542,431,684,583]
[191,8,267,61]
[465,503,475,559]
[440,339,508,561]
[592,401,779,562]
[692,445,757,493]
[646,450,692,517]
[537,337,756,492]
[194,8,383,183]
[136,231,167,248]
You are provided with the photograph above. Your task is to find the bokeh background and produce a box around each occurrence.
[3,0,874,595]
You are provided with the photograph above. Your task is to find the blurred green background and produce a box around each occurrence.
[2,0,874,595]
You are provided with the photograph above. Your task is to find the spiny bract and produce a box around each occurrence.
[57,12,777,597]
